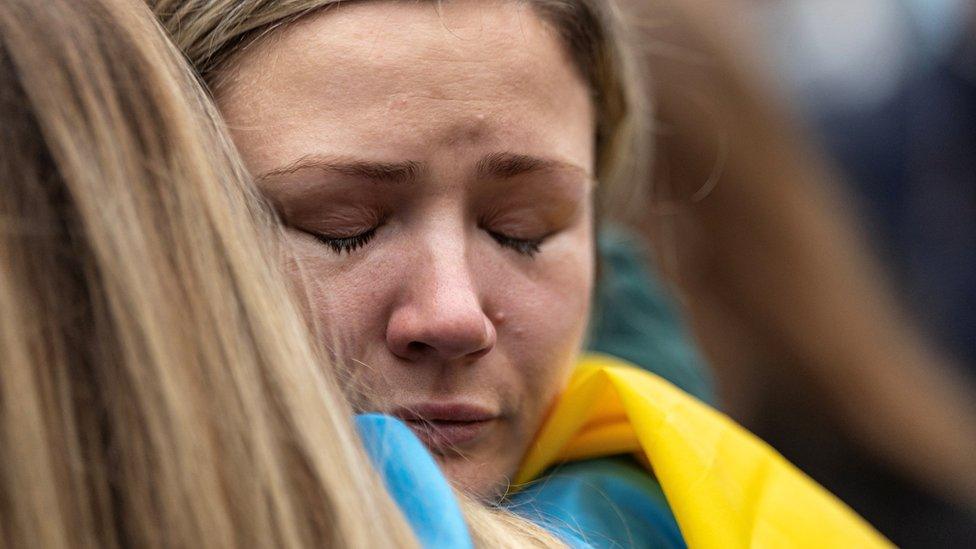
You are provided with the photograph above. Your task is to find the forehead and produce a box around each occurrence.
[218,0,595,173]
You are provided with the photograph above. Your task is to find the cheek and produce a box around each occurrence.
[279,234,397,353]
[533,257,593,390]
[489,222,595,413]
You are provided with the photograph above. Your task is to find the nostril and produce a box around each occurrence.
[398,333,491,362]
[407,341,432,356]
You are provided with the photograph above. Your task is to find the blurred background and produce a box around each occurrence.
[625,0,976,546]
[759,0,975,370]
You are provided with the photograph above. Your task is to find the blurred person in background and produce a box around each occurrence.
[616,0,976,545]
[761,0,975,385]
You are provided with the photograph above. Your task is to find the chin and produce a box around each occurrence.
[435,453,511,502]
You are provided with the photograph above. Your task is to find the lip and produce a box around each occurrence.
[393,403,499,452]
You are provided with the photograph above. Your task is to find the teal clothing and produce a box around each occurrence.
[507,457,685,549]
[508,227,710,548]
[588,228,714,405]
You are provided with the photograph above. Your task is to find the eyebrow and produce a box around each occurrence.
[256,152,587,186]
[256,154,424,185]
[475,152,588,180]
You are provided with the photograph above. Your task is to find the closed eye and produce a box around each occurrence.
[302,226,378,254]
[485,229,545,258]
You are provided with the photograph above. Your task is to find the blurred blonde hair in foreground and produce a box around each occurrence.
[0,0,563,547]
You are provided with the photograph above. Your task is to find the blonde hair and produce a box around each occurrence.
[149,0,649,218]
[0,0,568,546]
[0,0,418,546]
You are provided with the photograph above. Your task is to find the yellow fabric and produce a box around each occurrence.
[515,353,892,548]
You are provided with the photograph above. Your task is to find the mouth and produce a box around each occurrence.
[393,403,498,453]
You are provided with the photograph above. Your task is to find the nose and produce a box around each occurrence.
[385,245,496,363]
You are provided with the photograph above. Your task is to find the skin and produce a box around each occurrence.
[217,0,596,498]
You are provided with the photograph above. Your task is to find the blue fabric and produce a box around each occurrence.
[355,414,474,549]
[507,457,686,549]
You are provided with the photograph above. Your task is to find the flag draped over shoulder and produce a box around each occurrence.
[515,353,892,548]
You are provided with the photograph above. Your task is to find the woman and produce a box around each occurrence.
[0,0,565,546]
[148,1,890,547]
[150,0,643,502]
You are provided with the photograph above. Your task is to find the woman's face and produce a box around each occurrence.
[218,0,595,498]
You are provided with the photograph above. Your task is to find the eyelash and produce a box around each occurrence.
[310,227,378,254]
[486,229,544,258]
